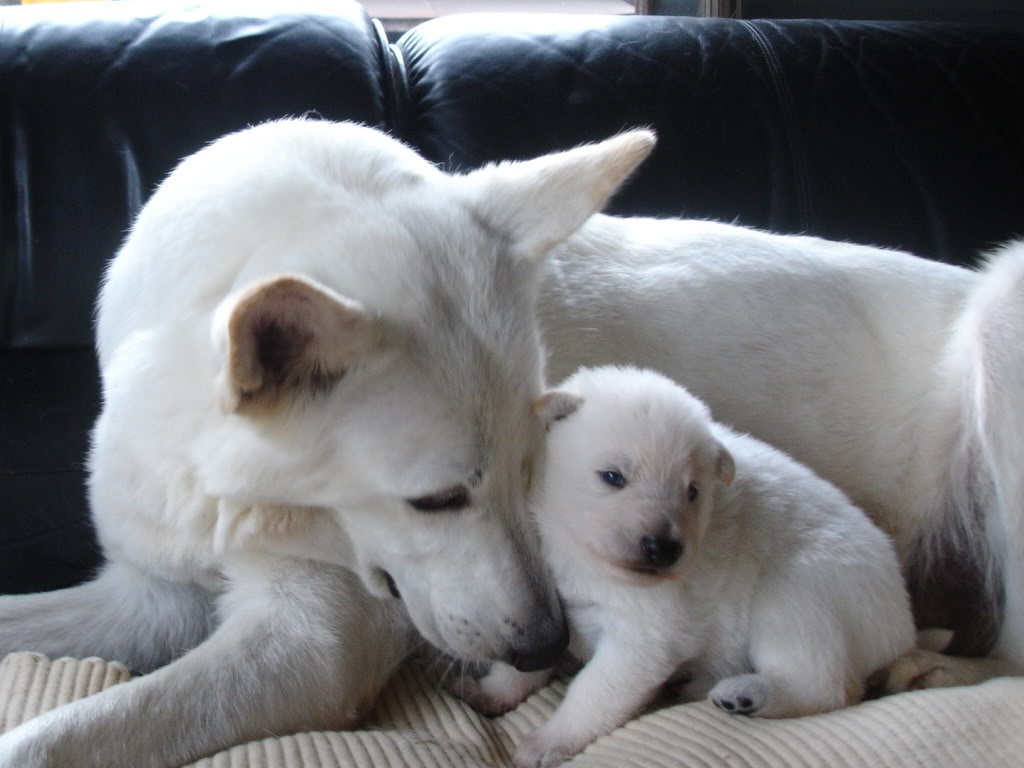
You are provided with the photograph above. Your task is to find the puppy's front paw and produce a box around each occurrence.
[513,728,575,768]
[709,674,769,715]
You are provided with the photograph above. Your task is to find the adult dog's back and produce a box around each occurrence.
[542,216,1024,670]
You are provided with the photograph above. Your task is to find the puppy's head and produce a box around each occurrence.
[534,366,735,584]
[157,120,657,668]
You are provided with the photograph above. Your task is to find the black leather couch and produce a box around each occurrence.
[2,0,1023,596]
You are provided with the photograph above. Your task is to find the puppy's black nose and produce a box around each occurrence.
[642,535,683,568]
[507,619,569,672]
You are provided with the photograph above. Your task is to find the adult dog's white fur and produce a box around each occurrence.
[509,366,914,767]
[1,119,1022,766]
[0,120,654,767]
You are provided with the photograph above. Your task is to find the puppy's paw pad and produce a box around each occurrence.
[713,694,758,714]
[710,674,769,715]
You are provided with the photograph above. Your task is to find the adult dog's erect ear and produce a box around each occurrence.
[213,274,381,413]
[463,129,656,261]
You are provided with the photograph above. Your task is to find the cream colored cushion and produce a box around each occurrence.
[3,652,1023,767]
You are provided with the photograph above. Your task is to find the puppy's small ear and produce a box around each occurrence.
[532,391,584,428]
[715,442,736,486]
[463,130,656,262]
[213,274,381,413]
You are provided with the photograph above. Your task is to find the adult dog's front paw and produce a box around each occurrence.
[444,662,551,717]
[513,728,576,768]
[443,671,514,716]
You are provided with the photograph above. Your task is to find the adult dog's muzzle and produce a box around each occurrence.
[506,617,570,671]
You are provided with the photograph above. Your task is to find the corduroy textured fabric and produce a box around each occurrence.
[3,652,1023,768]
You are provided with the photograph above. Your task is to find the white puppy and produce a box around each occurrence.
[510,365,916,768]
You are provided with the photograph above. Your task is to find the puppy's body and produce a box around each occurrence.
[511,366,915,767]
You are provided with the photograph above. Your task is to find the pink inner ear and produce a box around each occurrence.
[716,445,736,486]
[251,315,314,388]
[533,391,583,426]
[225,279,326,405]
[221,273,379,411]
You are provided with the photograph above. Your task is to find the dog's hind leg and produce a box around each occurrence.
[893,241,1024,694]
[0,559,216,673]
[881,647,1019,692]
[740,590,855,717]
[0,555,415,768]
[945,241,1024,668]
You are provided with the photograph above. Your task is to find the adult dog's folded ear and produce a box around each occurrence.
[213,274,382,413]
[461,129,656,262]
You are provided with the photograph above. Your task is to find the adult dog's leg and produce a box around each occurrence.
[0,560,215,673]
[964,244,1024,667]
[0,556,414,768]
[944,242,1024,669]
[888,242,1024,692]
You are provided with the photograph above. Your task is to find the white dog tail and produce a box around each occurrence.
[942,240,1024,663]
[0,560,214,672]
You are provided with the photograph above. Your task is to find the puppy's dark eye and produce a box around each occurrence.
[687,483,699,502]
[407,485,470,512]
[598,470,627,489]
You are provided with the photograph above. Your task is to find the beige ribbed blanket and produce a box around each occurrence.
[3,651,1023,767]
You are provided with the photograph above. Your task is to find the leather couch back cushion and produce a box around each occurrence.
[398,14,1024,265]
[4,2,1024,352]
[0,0,390,351]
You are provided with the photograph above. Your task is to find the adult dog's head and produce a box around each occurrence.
[108,120,654,669]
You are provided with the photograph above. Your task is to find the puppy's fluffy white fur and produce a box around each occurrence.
[510,366,915,767]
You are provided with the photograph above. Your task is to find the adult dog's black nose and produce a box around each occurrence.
[507,619,570,672]
[642,535,683,568]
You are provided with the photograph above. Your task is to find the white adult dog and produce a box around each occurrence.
[515,365,913,767]
[0,120,655,767]
[0,119,1021,766]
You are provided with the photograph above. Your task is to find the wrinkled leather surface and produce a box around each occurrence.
[1,0,1023,593]
[0,0,390,351]
[0,350,100,592]
[398,15,1024,263]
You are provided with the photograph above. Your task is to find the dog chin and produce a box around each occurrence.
[610,558,683,585]
[405,609,498,666]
